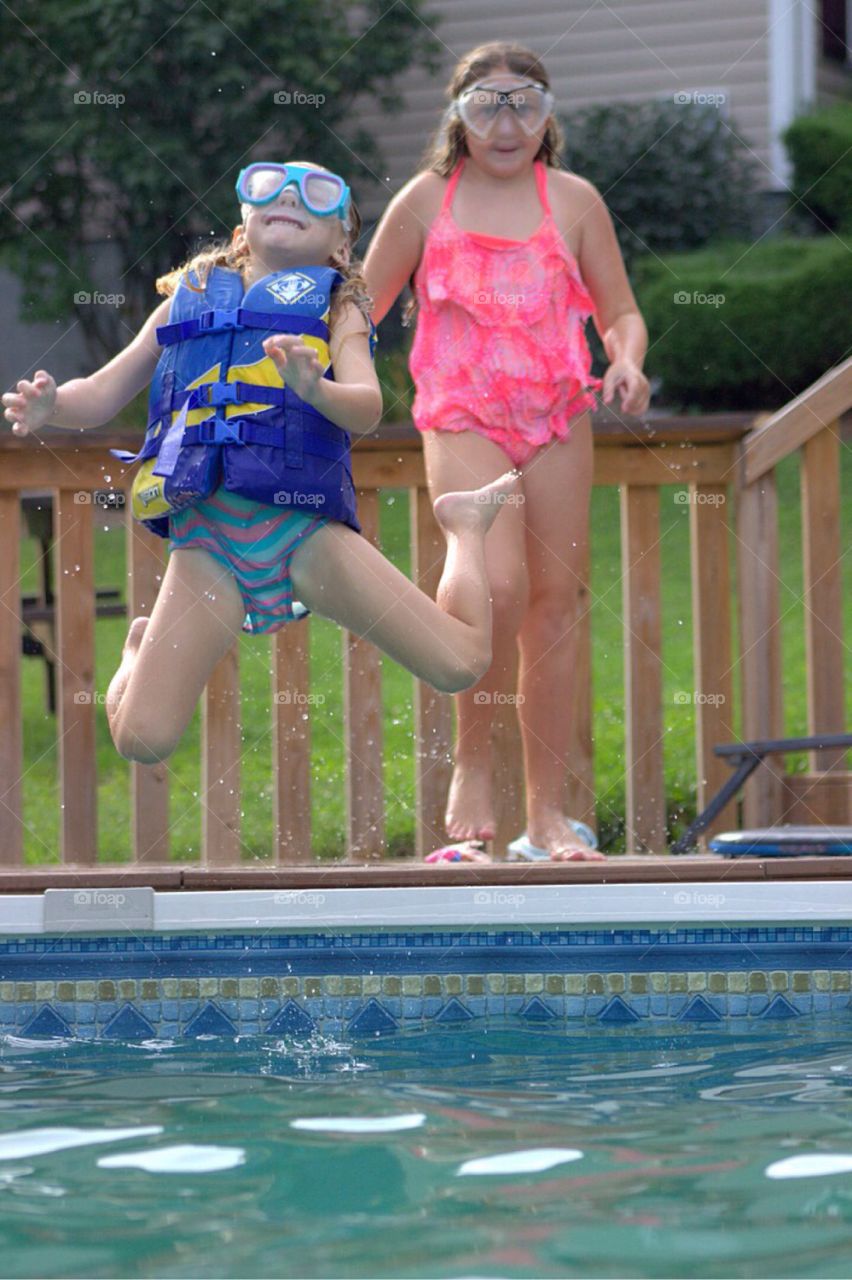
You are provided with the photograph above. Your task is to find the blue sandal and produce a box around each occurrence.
[507,820,598,861]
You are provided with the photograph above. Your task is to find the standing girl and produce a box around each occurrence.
[3,161,518,768]
[365,43,651,861]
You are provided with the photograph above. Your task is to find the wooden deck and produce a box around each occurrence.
[1,854,851,892]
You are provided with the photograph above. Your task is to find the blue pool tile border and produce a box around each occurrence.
[1,926,851,1038]
[1,926,852,981]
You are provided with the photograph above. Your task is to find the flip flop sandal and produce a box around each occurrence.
[422,844,488,865]
[507,820,598,861]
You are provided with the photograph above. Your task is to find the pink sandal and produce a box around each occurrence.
[424,841,492,864]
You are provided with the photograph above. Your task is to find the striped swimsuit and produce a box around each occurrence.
[169,486,326,635]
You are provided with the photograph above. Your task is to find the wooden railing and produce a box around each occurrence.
[1,360,849,867]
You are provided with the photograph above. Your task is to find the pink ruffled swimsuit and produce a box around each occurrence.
[409,157,602,468]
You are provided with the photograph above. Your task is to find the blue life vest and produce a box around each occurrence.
[111,264,373,538]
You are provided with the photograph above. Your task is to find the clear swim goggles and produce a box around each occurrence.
[235,162,351,222]
[454,80,555,140]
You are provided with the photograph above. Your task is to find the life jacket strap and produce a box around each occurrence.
[156,309,329,345]
[178,412,348,464]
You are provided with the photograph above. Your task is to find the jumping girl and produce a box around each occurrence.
[365,42,651,862]
[3,160,518,768]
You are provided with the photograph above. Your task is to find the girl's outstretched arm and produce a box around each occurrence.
[568,177,651,416]
[2,297,171,434]
[362,172,438,325]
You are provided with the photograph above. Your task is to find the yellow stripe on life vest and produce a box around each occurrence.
[225,342,331,419]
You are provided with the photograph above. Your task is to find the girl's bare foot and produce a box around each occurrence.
[445,758,496,841]
[433,470,521,537]
[527,809,607,862]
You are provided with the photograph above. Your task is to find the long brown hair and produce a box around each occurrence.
[156,188,372,328]
[401,43,564,325]
[423,42,564,176]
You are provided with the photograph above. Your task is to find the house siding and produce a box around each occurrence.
[354,0,775,219]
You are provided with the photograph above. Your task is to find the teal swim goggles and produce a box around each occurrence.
[235,162,351,223]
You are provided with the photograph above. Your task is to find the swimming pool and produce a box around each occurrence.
[1,879,851,1275]
[1,881,850,1039]
[2,1018,852,1277]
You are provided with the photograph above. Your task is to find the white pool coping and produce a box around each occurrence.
[0,881,850,934]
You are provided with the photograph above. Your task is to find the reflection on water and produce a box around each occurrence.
[0,1020,851,1277]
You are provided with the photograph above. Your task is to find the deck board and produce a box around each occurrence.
[2,855,852,893]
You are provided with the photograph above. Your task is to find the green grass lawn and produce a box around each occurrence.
[18,450,852,862]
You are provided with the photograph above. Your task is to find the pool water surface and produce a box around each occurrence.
[1,1019,852,1277]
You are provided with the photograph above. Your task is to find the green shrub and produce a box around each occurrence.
[560,99,761,272]
[784,102,852,232]
[632,234,852,410]
[375,343,414,421]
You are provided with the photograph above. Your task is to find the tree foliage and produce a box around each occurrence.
[0,0,440,360]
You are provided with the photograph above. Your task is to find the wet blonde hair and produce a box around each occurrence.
[156,172,372,328]
[423,41,564,176]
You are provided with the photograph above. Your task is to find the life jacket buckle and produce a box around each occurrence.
[198,308,244,332]
[195,418,245,445]
[202,382,240,407]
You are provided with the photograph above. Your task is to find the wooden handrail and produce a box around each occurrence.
[739,356,852,485]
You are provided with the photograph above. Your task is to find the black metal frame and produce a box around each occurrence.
[671,733,852,853]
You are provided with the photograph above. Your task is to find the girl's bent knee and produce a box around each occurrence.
[112,720,178,765]
[432,644,492,694]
